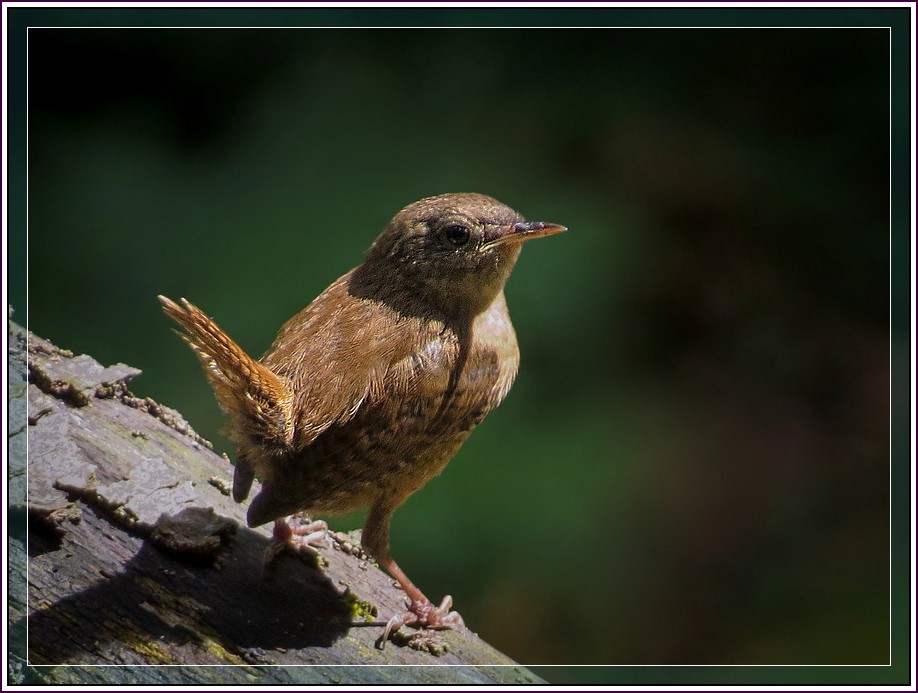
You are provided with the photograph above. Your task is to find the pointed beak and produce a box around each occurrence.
[482,220,567,249]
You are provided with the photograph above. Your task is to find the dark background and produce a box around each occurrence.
[20,20,898,679]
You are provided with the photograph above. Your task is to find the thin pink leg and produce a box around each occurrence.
[362,503,464,646]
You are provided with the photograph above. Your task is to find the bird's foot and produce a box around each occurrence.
[264,515,328,565]
[377,595,464,648]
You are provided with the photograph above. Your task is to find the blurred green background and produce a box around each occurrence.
[20,23,896,678]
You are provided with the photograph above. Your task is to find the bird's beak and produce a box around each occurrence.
[482,221,567,249]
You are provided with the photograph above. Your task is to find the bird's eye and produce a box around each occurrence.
[442,224,471,247]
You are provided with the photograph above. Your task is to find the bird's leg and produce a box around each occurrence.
[264,514,328,565]
[377,561,464,644]
[362,503,464,646]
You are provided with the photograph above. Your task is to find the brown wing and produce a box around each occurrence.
[258,272,434,451]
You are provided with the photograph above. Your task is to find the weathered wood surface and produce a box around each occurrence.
[6,318,543,685]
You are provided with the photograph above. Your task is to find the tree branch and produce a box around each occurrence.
[7,316,543,685]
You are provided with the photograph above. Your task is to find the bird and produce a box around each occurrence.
[158,192,565,644]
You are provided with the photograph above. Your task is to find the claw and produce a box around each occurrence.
[288,515,329,548]
[377,595,464,648]
[381,611,414,645]
[264,515,328,566]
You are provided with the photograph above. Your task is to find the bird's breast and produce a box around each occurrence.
[394,297,520,434]
[394,337,507,432]
[253,294,520,518]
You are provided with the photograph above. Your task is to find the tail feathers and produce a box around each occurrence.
[246,489,274,528]
[158,295,294,450]
[247,485,291,528]
[233,451,256,502]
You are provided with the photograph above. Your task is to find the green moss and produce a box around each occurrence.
[133,576,253,667]
[201,637,244,665]
[341,588,378,621]
[121,630,174,664]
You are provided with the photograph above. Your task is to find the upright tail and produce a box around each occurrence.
[157,295,294,500]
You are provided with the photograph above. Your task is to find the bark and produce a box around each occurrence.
[6,316,544,686]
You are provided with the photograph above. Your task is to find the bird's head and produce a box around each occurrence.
[356,193,566,320]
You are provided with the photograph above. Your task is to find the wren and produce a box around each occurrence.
[159,192,565,643]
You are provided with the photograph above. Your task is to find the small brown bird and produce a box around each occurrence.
[159,192,565,642]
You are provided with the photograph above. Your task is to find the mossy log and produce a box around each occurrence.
[6,316,543,686]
